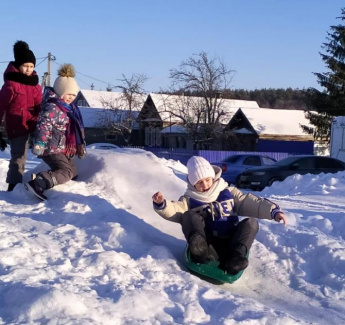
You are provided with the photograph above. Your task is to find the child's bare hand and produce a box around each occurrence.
[275,212,287,226]
[152,191,164,204]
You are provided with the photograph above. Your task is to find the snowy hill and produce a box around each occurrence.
[0,147,345,324]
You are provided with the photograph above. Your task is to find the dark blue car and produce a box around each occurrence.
[237,155,345,191]
[212,154,277,186]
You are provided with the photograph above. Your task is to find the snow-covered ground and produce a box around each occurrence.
[0,146,344,324]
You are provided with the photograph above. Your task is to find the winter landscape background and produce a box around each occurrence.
[0,146,344,324]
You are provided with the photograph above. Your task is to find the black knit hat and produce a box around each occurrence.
[13,41,36,68]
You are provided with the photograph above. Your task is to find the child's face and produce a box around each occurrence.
[194,177,214,192]
[61,93,76,105]
[19,63,34,76]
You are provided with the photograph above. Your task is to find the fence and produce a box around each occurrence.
[143,147,290,165]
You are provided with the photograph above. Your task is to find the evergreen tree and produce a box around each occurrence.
[304,7,345,141]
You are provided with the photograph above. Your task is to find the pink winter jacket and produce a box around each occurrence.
[0,62,42,139]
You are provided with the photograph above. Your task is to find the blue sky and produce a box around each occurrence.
[0,0,344,93]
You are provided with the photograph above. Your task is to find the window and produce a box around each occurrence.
[316,157,345,169]
[178,136,186,148]
[145,127,150,146]
[243,156,261,166]
[77,99,88,107]
[155,128,162,146]
[145,127,161,146]
[294,158,315,169]
[262,157,276,165]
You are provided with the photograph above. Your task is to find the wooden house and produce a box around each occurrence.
[224,108,314,154]
[137,93,259,149]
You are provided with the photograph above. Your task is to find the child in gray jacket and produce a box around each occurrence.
[152,156,286,275]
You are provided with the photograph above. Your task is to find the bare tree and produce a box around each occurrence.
[116,73,148,108]
[97,73,148,145]
[169,51,236,149]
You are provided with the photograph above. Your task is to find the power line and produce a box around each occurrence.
[75,76,93,88]
[0,54,114,90]
[0,56,48,64]
[1,54,150,92]
[35,56,48,67]
[53,60,116,88]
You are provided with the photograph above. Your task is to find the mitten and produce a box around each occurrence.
[32,142,46,156]
[77,143,87,159]
[0,132,7,151]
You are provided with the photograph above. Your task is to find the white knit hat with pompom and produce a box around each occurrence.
[53,63,79,97]
[187,156,215,186]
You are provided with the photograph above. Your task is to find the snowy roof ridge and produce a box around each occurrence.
[238,107,314,136]
[80,89,147,110]
[149,93,260,124]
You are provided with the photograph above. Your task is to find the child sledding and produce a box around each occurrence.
[152,156,286,283]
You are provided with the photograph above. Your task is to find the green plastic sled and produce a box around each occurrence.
[184,245,245,284]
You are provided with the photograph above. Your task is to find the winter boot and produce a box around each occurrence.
[188,231,212,264]
[7,183,16,191]
[24,175,47,201]
[220,244,249,275]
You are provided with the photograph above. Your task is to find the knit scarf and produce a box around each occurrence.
[5,71,39,86]
[184,177,229,203]
[54,100,84,158]
[3,62,39,86]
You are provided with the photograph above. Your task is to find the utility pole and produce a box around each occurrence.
[42,52,56,87]
[47,52,52,87]
[41,72,49,88]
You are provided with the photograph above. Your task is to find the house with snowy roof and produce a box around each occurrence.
[76,89,147,110]
[224,107,314,153]
[137,93,260,148]
[75,90,314,153]
[75,89,147,146]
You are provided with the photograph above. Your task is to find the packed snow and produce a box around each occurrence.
[0,146,344,325]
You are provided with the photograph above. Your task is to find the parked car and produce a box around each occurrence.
[86,143,120,150]
[237,155,345,191]
[212,154,277,185]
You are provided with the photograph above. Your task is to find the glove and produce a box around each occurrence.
[0,132,7,151]
[32,142,46,156]
[77,143,87,159]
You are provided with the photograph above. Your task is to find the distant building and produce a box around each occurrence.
[224,108,314,154]
[75,89,146,146]
[137,93,260,149]
[75,90,315,154]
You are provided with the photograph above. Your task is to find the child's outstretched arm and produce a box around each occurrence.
[152,191,164,204]
[274,211,287,226]
[152,191,188,223]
